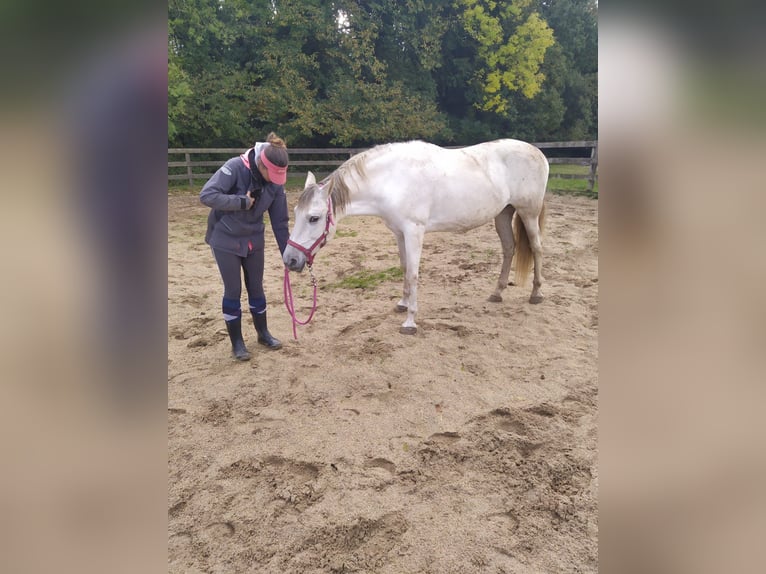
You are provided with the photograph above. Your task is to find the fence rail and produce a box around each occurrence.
[169,141,598,192]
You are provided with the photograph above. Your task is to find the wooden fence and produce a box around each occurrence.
[169,140,598,192]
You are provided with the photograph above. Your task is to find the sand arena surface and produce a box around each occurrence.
[168,188,598,573]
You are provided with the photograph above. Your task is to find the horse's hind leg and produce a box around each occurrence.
[489,205,515,303]
[519,210,544,304]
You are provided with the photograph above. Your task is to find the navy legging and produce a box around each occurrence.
[212,247,267,321]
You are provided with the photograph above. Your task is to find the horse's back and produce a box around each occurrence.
[359,139,547,231]
[464,139,549,178]
[398,139,548,187]
[461,139,548,208]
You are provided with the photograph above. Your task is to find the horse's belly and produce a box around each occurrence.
[425,217,485,233]
[425,202,503,233]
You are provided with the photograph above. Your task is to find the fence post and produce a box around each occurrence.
[185,152,193,187]
[587,142,598,193]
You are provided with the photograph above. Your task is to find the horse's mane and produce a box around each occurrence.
[299,143,398,216]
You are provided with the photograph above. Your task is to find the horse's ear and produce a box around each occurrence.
[305,171,316,188]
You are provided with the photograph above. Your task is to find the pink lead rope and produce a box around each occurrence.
[283,264,318,340]
[283,194,334,339]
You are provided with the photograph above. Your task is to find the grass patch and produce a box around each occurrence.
[335,229,358,238]
[326,266,403,289]
[547,164,598,197]
[548,178,598,198]
[549,164,591,176]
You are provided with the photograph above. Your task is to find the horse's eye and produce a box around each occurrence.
[309,216,320,223]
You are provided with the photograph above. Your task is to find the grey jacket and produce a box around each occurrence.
[200,147,290,257]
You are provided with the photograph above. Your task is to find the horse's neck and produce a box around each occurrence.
[333,186,381,220]
[342,198,379,218]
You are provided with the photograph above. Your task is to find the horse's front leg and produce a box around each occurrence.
[393,231,409,313]
[399,226,425,335]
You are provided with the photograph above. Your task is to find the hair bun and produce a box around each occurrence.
[265,131,286,148]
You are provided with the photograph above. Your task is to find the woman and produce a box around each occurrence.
[200,132,290,361]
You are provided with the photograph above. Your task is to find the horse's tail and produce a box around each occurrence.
[513,201,546,286]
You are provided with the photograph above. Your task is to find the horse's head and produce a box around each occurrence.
[283,171,336,272]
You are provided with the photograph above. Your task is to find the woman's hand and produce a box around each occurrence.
[245,191,256,209]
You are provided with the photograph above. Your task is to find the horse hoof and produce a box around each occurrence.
[529,295,543,304]
[394,304,408,313]
[399,326,417,335]
[488,294,502,303]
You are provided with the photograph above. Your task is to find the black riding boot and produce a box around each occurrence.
[225,318,251,361]
[252,311,282,350]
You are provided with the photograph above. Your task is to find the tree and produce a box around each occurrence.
[168,46,191,142]
[167,0,597,146]
[454,0,555,115]
[464,0,598,141]
[168,0,448,146]
[538,0,598,139]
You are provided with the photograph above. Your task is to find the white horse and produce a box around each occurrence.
[283,139,548,334]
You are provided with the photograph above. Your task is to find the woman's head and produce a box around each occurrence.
[257,132,289,185]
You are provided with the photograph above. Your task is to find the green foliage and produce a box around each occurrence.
[538,0,598,139]
[168,0,597,146]
[455,0,554,114]
[168,47,192,142]
[315,78,447,146]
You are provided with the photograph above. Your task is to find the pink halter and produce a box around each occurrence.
[283,194,333,338]
[286,194,334,266]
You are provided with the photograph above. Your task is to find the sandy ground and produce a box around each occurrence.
[168,188,598,573]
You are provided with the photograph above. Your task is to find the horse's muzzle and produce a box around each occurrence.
[283,248,306,272]
[287,258,305,272]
